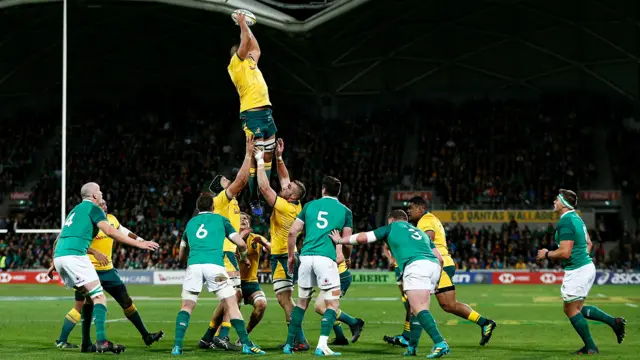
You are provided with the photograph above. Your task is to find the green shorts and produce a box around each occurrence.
[435,265,456,295]
[241,281,263,305]
[339,270,352,298]
[271,253,298,293]
[240,108,277,139]
[74,268,125,301]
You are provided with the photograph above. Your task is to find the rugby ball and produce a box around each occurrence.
[231,9,257,26]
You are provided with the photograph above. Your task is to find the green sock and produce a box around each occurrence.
[57,308,81,342]
[174,310,190,348]
[409,315,423,347]
[477,316,489,327]
[333,322,348,341]
[248,170,257,200]
[417,310,444,344]
[231,319,251,346]
[81,304,93,346]
[337,309,358,327]
[581,306,616,327]
[124,304,149,337]
[218,324,231,338]
[321,309,337,337]
[93,304,108,342]
[202,326,216,342]
[287,306,305,346]
[570,313,597,349]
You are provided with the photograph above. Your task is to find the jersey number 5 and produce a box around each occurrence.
[317,211,329,229]
[408,228,422,240]
[196,224,208,239]
[64,213,76,227]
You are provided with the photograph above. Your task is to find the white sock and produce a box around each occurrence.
[317,335,329,349]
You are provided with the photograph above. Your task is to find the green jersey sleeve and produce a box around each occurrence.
[558,223,576,241]
[429,240,436,249]
[223,218,237,238]
[344,208,353,229]
[373,225,391,241]
[89,204,107,225]
[296,203,308,222]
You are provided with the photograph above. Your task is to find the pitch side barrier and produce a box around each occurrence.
[2,269,639,286]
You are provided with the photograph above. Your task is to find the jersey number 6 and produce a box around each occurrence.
[196,224,208,239]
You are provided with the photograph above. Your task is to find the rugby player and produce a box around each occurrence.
[535,189,626,354]
[313,243,365,346]
[54,199,163,351]
[404,196,496,346]
[171,193,265,355]
[254,139,310,350]
[331,210,450,358]
[48,182,159,354]
[234,212,271,346]
[228,11,276,208]
[282,176,354,356]
[199,136,255,350]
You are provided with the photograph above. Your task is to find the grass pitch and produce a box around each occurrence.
[0,283,638,359]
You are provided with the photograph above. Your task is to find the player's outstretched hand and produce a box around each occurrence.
[236,11,246,26]
[536,249,548,260]
[245,134,255,154]
[287,256,296,277]
[47,265,56,279]
[253,147,264,161]
[329,230,342,244]
[240,228,252,239]
[243,258,251,267]
[93,251,110,266]
[139,240,160,251]
[275,138,284,157]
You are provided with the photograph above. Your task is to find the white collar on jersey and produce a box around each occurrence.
[560,210,576,218]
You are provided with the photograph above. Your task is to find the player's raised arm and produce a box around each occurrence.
[235,11,257,61]
[274,139,291,188]
[226,135,255,198]
[586,231,593,253]
[118,225,145,242]
[98,221,159,251]
[223,217,248,260]
[253,147,277,205]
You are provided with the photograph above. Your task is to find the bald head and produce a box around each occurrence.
[81,182,102,204]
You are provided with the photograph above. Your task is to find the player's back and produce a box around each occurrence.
[227,54,271,112]
[183,212,232,267]
[55,200,106,258]
[270,197,302,255]
[417,212,448,257]
[299,196,352,262]
[384,221,439,272]
[89,214,120,270]
[555,211,592,270]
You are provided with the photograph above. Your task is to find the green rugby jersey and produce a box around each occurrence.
[54,200,107,258]
[372,221,439,273]
[297,196,352,262]
[554,210,592,270]
[183,212,238,266]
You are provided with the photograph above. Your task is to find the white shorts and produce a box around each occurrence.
[561,262,596,302]
[183,264,236,300]
[402,260,441,292]
[297,255,340,291]
[54,255,99,289]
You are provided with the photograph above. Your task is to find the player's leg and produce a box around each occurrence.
[272,254,308,349]
[562,263,601,354]
[384,267,411,347]
[199,302,224,348]
[55,292,83,348]
[435,262,496,346]
[201,253,240,348]
[102,269,163,346]
[336,271,364,343]
[243,283,267,334]
[283,256,313,354]
[205,265,265,355]
[80,296,95,352]
[404,260,449,358]
[314,256,344,356]
[212,254,243,350]
[172,264,203,355]
[55,255,124,354]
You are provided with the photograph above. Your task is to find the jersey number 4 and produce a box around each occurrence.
[64,213,76,227]
[316,211,329,229]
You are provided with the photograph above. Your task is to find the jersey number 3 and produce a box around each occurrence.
[317,211,328,229]
[408,228,422,240]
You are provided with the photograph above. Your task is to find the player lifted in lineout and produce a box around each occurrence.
[171,193,265,355]
[234,211,272,346]
[385,196,497,347]
[49,183,159,354]
[282,176,359,356]
[228,10,276,211]
[54,199,163,351]
[199,137,255,350]
[331,210,450,358]
[253,139,310,350]
[536,189,626,355]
